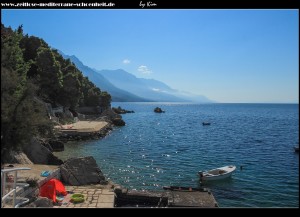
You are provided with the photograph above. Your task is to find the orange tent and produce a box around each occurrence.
[39,179,67,203]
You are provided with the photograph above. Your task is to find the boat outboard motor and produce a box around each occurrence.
[199,171,204,181]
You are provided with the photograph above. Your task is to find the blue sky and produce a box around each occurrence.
[2,9,298,103]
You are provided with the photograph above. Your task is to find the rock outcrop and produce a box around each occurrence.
[100,108,126,126]
[60,156,107,186]
[41,140,53,152]
[48,140,64,152]
[154,107,165,113]
[100,108,122,121]
[13,151,34,164]
[27,197,53,207]
[112,106,134,114]
[2,150,33,164]
[23,138,63,165]
[112,118,125,126]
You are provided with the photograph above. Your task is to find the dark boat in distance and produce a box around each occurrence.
[202,122,211,126]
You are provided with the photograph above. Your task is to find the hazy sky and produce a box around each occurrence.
[2,9,299,103]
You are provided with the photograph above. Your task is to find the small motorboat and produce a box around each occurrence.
[199,165,236,181]
[202,122,211,126]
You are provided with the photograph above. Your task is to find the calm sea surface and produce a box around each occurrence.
[56,103,299,207]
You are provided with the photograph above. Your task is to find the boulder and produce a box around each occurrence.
[64,109,74,119]
[2,150,33,164]
[60,156,107,186]
[13,152,33,164]
[100,108,126,126]
[112,118,125,126]
[27,197,53,207]
[112,106,134,114]
[23,138,63,165]
[154,107,165,113]
[48,140,64,152]
[101,108,122,121]
[41,140,53,152]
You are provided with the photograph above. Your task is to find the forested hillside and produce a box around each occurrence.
[1,24,111,160]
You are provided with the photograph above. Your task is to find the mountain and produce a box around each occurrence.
[60,51,213,103]
[59,52,149,102]
[140,78,213,103]
[97,69,188,102]
[97,69,214,103]
[139,78,175,92]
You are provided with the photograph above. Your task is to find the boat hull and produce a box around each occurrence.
[201,172,233,181]
[199,165,236,182]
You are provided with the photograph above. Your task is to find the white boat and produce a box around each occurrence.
[198,165,236,181]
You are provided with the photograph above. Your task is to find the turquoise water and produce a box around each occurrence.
[56,103,299,207]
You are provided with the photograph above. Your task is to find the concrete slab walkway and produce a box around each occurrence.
[56,121,109,133]
[54,185,115,208]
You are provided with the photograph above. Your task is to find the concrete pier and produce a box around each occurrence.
[115,188,218,208]
[165,190,218,207]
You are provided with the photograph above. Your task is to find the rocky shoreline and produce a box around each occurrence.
[112,106,134,114]
[2,120,119,207]
[1,107,133,207]
[3,121,114,166]
[2,107,125,166]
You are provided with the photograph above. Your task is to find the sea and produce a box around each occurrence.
[55,103,299,207]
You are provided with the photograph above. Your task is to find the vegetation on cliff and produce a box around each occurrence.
[1,24,112,161]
